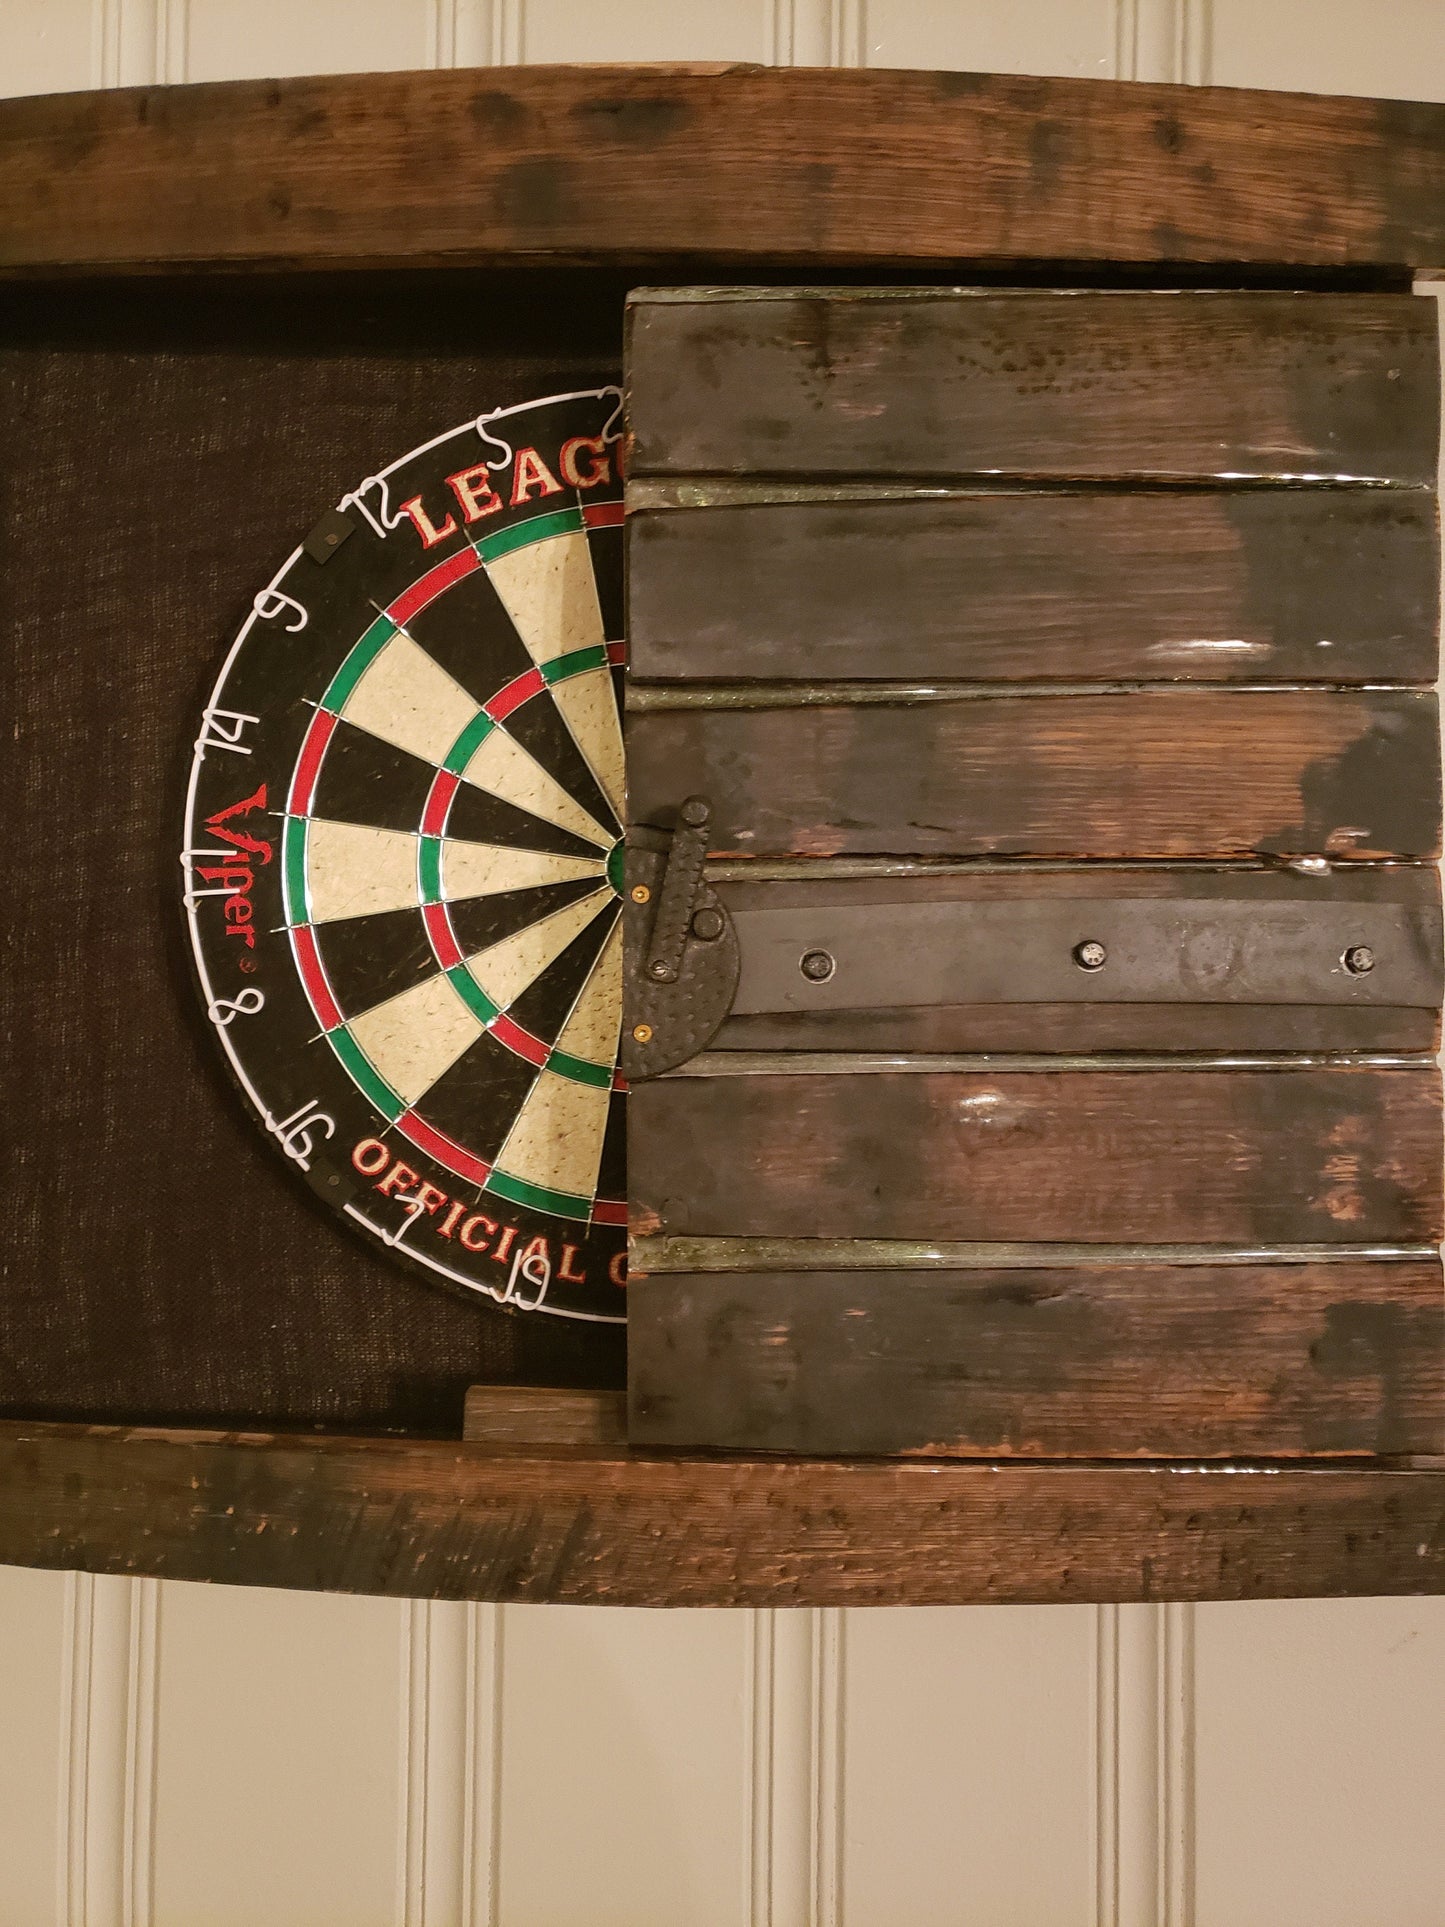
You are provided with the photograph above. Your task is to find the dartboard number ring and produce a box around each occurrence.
[182,389,629,1322]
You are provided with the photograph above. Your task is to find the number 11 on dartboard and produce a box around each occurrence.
[181,389,630,1323]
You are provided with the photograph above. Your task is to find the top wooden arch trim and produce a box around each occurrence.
[1,63,1443,277]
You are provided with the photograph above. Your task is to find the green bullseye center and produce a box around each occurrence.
[606,839,626,898]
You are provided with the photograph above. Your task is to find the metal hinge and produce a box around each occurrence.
[621,798,740,1080]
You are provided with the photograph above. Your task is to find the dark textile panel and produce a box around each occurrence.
[0,271,630,1432]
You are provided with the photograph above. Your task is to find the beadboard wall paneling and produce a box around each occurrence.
[1193,1598,1445,1927]
[0,1564,67,1927]
[1210,0,1445,100]
[184,0,435,82]
[838,1607,1098,1926]
[0,0,94,94]
[148,1582,406,1927]
[493,1605,756,1927]
[859,0,1117,77]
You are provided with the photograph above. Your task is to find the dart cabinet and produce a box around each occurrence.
[3,64,1445,1606]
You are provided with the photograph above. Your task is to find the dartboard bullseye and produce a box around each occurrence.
[182,390,629,1322]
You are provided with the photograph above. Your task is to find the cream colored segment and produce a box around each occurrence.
[305,819,420,924]
[492,1068,611,1201]
[442,839,603,903]
[549,668,626,820]
[485,530,604,666]
[466,888,611,1012]
[553,919,623,1068]
[339,630,478,766]
[461,727,613,849]
[346,970,483,1107]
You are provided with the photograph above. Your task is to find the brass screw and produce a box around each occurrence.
[630,884,651,904]
[632,1023,653,1044]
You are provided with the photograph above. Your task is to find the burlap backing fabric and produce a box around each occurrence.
[0,272,630,1431]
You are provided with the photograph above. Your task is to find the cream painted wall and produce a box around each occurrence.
[2,4,1444,1923]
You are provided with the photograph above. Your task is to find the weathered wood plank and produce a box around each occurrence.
[627,690,1442,861]
[713,1004,1441,1054]
[709,865,1442,1053]
[628,1264,1445,1458]
[626,291,1440,485]
[629,1067,1443,1245]
[0,1422,1443,1605]
[3,68,1445,276]
[463,1385,627,1446]
[626,490,1440,684]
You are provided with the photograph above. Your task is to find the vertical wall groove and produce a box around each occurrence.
[57,1575,146,1927]
[429,0,460,69]
[1176,0,1213,84]
[828,0,865,69]
[58,1573,94,1927]
[121,1580,159,1927]
[1093,1604,1121,1927]
[746,1610,774,1927]
[810,1610,844,1927]
[397,1600,429,1927]
[1158,1604,1196,1927]
[153,0,188,84]
[464,1604,503,1927]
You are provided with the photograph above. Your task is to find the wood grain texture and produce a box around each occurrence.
[710,865,1442,1053]
[463,1384,627,1445]
[1,1422,1443,1605]
[628,1264,1445,1458]
[626,490,1441,684]
[627,690,1442,861]
[3,68,1444,275]
[625,291,1440,485]
[629,1068,1444,1245]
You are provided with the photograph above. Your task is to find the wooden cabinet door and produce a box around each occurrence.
[622,287,1445,1459]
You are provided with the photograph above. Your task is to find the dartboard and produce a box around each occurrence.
[182,389,629,1323]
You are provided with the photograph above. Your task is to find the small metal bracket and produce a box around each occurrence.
[621,804,740,1080]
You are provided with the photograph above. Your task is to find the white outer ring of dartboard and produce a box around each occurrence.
[181,387,628,1322]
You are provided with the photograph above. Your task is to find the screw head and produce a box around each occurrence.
[632,1023,653,1044]
[648,960,675,982]
[1344,945,1375,976]
[1074,940,1108,971]
[800,949,835,983]
[630,884,651,904]
[691,907,724,942]
[679,797,710,828]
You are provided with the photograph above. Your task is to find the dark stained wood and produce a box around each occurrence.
[629,1067,1444,1245]
[463,1385,627,1446]
[3,68,1445,277]
[627,690,1443,861]
[1,1421,1444,1605]
[628,1264,1445,1459]
[626,489,1440,685]
[714,1003,1441,1054]
[625,291,1440,485]
[711,865,1442,1053]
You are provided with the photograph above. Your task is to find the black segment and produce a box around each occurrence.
[416,1029,542,1162]
[401,567,534,705]
[596,1088,627,1203]
[506,694,622,842]
[447,878,607,961]
[446,773,609,861]
[506,900,618,1048]
[317,906,439,1020]
[311,718,440,832]
[588,523,624,640]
